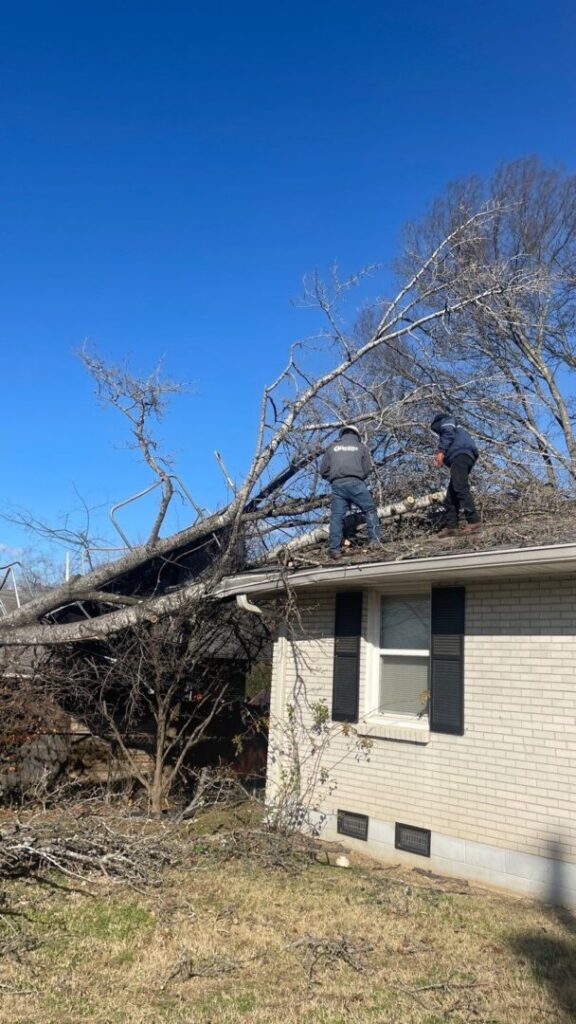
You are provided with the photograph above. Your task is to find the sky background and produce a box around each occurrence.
[1,0,575,572]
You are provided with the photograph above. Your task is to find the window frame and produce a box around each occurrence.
[364,589,432,732]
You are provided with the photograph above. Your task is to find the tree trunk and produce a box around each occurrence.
[149,706,168,816]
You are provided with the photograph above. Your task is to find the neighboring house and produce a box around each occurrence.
[220,539,576,909]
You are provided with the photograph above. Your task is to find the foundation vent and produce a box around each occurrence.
[337,810,369,842]
[395,822,431,857]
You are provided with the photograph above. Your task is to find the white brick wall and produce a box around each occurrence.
[267,577,576,869]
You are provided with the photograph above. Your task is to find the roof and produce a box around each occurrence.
[218,496,576,597]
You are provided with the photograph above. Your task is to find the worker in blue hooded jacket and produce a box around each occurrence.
[430,412,481,536]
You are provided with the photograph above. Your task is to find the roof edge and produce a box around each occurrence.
[217,541,576,598]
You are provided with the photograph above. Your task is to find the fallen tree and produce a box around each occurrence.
[0,197,546,646]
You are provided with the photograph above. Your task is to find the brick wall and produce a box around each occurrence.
[267,576,576,863]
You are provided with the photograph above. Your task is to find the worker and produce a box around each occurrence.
[430,411,481,536]
[320,425,380,560]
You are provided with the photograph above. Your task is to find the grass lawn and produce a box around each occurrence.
[0,803,575,1023]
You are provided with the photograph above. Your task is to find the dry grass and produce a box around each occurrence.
[0,803,575,1024]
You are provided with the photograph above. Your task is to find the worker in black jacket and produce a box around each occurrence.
[431,412,481,536]
[320,426,380,560]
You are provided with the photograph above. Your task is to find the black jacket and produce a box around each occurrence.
[320,434,371,483]
[431,413,479,467]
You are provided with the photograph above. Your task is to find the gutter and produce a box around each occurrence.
[217,540,576,599]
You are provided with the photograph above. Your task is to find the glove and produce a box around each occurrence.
[434,451,445,468]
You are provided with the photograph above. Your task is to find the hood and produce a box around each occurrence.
[430,412,453,435]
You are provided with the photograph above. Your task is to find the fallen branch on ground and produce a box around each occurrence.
[161,950,240,990]
[194,824,320,873]
[289,934,373,983]
[0,816,174,888]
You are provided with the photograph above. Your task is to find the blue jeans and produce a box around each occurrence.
[329,477,380,552]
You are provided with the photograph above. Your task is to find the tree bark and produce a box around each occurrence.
[0,579,208,646]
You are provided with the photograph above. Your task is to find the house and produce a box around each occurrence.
[219,532,576,909]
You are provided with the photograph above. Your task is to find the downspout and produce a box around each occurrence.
[235,593,263,615]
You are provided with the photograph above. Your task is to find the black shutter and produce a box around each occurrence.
[331,591,363,722]
[430,587,465,735]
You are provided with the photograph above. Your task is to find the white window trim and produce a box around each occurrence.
[380,648,429,658]
[359,590,431,744]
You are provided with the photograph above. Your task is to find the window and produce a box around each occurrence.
[362,588,465,739]
[378,595,430,718]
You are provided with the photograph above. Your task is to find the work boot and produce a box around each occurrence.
[462,522,482,535]
[437,526,458,538]
[329,550,342,561]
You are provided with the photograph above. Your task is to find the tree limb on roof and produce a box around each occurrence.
[259,491,445,564]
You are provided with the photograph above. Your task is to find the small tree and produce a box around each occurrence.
[40,598,273,814]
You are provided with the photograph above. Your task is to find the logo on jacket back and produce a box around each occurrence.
[334,445,359,452]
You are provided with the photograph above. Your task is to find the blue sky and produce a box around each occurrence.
[1,0,575,568]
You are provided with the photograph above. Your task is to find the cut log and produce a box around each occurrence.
[259,491,445,563]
